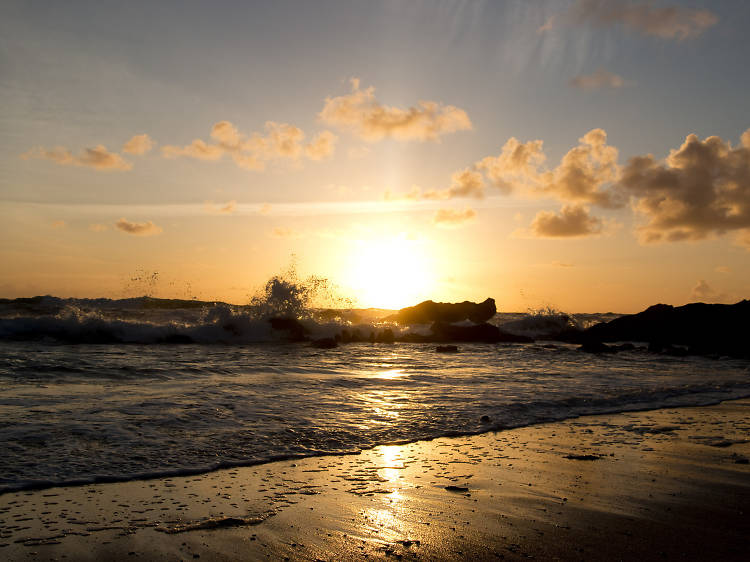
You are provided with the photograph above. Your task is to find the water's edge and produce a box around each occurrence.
[4,392,748,497]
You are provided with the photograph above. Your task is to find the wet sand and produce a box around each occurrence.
[2,399,749,561]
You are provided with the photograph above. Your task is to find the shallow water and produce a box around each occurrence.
[1,337,749,493]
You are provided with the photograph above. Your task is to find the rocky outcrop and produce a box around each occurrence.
[389,298,497,325]
[268,317,308,341]
[579,300,750,358]
[399,321,532,344]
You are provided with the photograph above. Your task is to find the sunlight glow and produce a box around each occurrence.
[343,235,435,309]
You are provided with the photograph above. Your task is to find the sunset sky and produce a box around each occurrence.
[2,0,749,312]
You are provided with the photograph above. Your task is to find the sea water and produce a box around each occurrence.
[1,297,748,494]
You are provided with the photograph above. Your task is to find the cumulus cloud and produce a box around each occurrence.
[570,69,625,90]
[305,130,338,160]
[530,205,604,238]
[433,208,477,228]
[539,128,622,208]
[476,137,546,194]
[691,280,729,303]
[22,145,132,171]
[429,128,621,212]
[115,218,162,236]
[122,134,155,155]
[162,120,336,170]
[541,0,717,40]
[618,129,750,245]
[445,168,485,199]
[319,78,472,142]
[391,125,748,245]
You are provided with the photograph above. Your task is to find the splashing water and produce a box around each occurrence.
[248,262,351,320]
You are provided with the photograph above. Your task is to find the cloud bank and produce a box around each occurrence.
[421,126,750,246]
[162,120,337,170]
[319,78,472,142]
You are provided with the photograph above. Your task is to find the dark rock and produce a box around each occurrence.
[398,322,533,344]
[581,300,750,359]
[430,321,533,343]
[338,328,368,343]
[311,337,337,349]
[444,485,469,492]
[159,334,194,344]
[430,321,498,342]
[389,298,497,325]
[436,345,460,353]
[375,328,395,343]
[268,317,308,341]
[480,415,491,423]
[579,341,616,354]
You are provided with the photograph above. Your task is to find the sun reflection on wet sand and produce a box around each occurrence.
[378,444,406,483]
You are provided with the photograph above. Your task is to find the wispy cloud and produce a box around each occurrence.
[319,78,472,142]
[541,0,717,40]
[204,200,237,215]
[570,69,626,90]
[347,146,371,159]
[691,279,729,303]
[270,226,302,238]
[115,218,162,236]
[22,145,132,171]
[433,208,477,228]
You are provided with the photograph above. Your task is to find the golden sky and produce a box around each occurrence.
[1,1,749,312]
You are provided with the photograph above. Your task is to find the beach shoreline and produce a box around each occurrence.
[2,399,749,561]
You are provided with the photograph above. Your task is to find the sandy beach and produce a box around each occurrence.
[2,398,749,561]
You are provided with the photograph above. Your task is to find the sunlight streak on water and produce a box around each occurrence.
[1,341,749,493]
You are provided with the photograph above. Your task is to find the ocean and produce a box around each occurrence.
[1,296,749,495]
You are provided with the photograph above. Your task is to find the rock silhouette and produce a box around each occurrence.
[579,300,750,358]
[389,298,497,325]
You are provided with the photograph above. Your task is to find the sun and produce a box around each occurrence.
[343,235,435,310]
